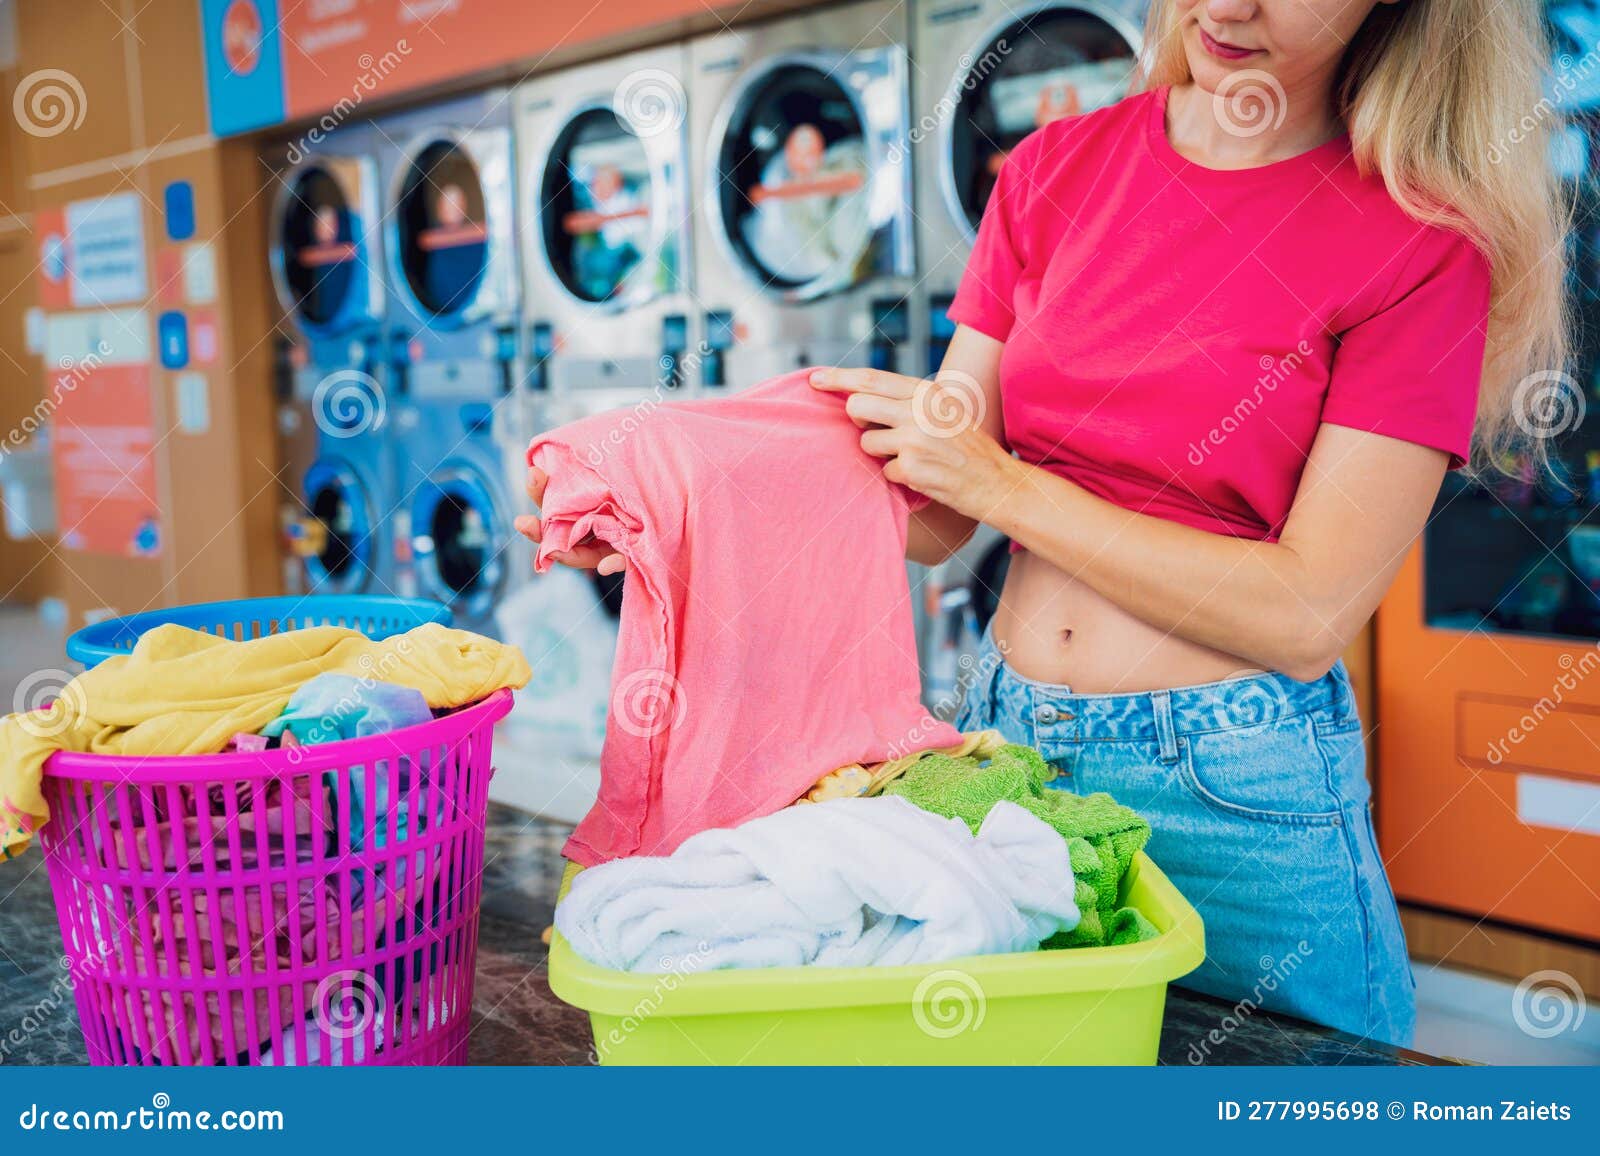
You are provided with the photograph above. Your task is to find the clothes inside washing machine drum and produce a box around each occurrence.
[528,368,961,865]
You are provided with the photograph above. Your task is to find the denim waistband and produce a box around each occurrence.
[972,623,1354,742]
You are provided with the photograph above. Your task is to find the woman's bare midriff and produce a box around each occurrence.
[990,549,1254,694]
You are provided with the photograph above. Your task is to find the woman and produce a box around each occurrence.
[523,0,1568,1046]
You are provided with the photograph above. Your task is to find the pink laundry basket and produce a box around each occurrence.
[35,688,513,1066]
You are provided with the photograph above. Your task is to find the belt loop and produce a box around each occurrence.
[1326,661,1354,723]
[1152,689,1180,765]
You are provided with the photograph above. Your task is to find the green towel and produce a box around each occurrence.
[884,743,1161,947]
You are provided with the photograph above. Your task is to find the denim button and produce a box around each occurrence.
[1036,704,1058,725]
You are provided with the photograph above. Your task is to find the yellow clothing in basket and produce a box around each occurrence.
[802,729,1008,803]
[0,623,530,859]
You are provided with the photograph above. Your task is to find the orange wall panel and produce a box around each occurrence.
[1377,547,1600,943]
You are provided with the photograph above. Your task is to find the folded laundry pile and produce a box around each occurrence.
[555,794,1080,972]
[0,621,530,858]
[529,368,960,866]
[885,743,1160,947]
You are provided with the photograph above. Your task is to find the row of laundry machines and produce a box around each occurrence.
[267,0,1147,693]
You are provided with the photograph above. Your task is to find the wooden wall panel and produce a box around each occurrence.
[5,0,281,622]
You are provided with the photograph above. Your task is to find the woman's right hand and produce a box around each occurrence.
[515,466,628,575]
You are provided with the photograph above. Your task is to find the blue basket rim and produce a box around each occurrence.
[66,595,453,667]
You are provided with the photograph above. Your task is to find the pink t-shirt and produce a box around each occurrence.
[949,85,1491,541]
[529,370,960,865]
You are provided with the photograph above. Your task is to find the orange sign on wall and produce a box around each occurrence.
[276,1,710,121]
[51,359,162,558]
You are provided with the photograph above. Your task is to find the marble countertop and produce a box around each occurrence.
[0,803,1445,1067]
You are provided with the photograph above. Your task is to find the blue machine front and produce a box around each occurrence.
[299,457,379,594]
[409,401,508,624]
[382,112,515,379]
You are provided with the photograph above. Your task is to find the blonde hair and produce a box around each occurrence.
[1142,1,1572,476]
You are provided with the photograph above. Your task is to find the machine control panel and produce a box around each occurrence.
[701,309,736,388]
[869,296,909,374]
[660,313,688,392]
[926,293,956,376]
[525,322,555,392]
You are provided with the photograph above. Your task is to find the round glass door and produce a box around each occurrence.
[277,165,361,331]
[413,469,503,615]
[394,139,491,318]
[302,461,374,593]
[947,5,1139,235]
[716,63,873,289]
[540,107,668,304]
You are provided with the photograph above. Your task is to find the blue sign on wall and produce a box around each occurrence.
[198,0,286,136]
[163,181,197,241]
[158,311,190,370]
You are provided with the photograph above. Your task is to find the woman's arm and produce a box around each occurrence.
[991,423,1447,680]
[813,340,1449,682]
[901,326,1007,566]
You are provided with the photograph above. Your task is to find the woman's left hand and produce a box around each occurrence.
[809,367,1019,520]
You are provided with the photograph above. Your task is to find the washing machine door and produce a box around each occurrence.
[942,2,1142,239]
[536,101,682,310]
[709,47,911,301]
[269,156,382,337]
[301,458,379,594]
[411,464,506,620]
[389,128,517,325]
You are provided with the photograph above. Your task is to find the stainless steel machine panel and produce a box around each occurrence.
[516,43,694,403]
[688,0,915,391]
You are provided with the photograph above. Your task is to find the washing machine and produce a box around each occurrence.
[910,0,1147,712]
[687,0,916,391]
[267,122,400,597]
[912,0,1145,371]
[515,41,695,427]
[373,90,528,633]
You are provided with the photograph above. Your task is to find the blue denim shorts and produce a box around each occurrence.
[954,628,1415,1047]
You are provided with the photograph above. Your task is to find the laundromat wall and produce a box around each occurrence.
[0,0,1376,746]
[0,0,280,620]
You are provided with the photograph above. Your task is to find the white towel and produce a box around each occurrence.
[554,796,1080,972]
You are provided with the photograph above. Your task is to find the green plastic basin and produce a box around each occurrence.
[548,851,1205,1065]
